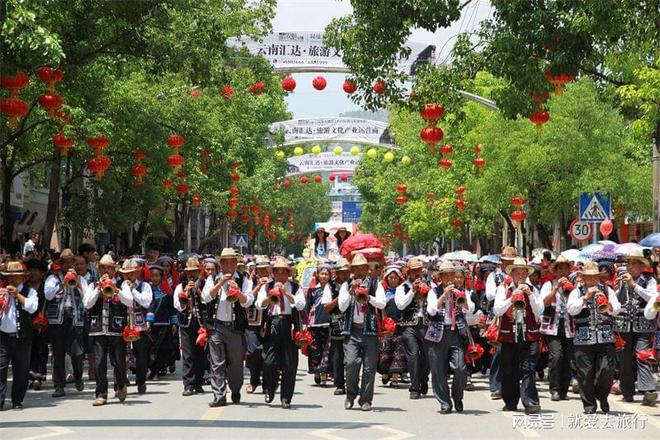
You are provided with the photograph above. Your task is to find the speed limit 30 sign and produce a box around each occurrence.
[569,219,593,242]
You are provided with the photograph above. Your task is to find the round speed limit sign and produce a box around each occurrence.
[569,219,593,242]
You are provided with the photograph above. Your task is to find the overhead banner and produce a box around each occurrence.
[286,152,360,175]
[270,117,395,147]
[229,31,435,75]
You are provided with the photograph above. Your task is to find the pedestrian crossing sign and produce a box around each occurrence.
[233,234,248,249]
[579,192,611,222]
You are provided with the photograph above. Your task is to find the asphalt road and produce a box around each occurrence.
[1,358,659,439]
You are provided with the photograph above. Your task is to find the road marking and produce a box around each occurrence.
[609,399,660,430]
[15,422,73,440]
[308,423,357,440]
[198,406,225,422]
[372,425,415,440]
[308,422,414,440]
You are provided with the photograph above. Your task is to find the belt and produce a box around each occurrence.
[217,320,235,327]
[351,323,364,329]
[272,315,292,320]
[0,331,17,337]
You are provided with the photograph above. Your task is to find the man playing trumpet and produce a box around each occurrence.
[494,257,544,414]
[567,261,621,414]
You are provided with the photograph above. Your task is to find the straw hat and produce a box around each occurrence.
[550,255,571,271]
[501,246,517,261]
[350,253,368,267]
[60,248,75,260]
[255,255,271,268]
[219,248,239,260]
[505,257,534,275]
[407,258,424,270]
[119,259,140,274]
[182,257,201,272]
[1,261,26,276]
[626,248,650,266]
[437,260,456,274]
[580,261,600,276]
[383,265,402,279]
[98,254,117,268]
[271,257,292,273]
[335,258,350,271]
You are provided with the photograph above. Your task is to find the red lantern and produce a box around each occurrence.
[455,199,466,210]
[328,174,336,182]
[131,163,148,185]
[340,174,348,182]
[599,219,613,237]
[241,213,250,224]
[162,179,174,190]
[87,136,110,151]
[134,151,147,161]
[250,205,261,215]
[228,210,238,221]
[473,157,485,168]
[0,98,28,127]
[312,76,327,91]
[529,110,550,133]
[314,175,322,183]
[249,81,265,95]
[440,144,453,155]
[420,103,444,122]
[510,210,526,222]
[230,187,239,196]
[176,182,189,196]
[455,186,466,197]
[281,76,296,92]
[228,197,239,208]
[0,72,29,96]
[190,89,201,99]
[37,67,63,91]
[451,218,462,228]
[52,132,74,156]
[420,126,444,144]
[474,144,483,154]
[191,195,202,206]
[396,195,408,205]
[299,175,308,184]
[511,196,524,207]
[343,79,357,94]
[438,158,452,169]
[38,93,63,112]
[167,134,185,149]
[372,80,386,95]
[88,156,111,181]
[544,70,574,95]
[396,183,407,193]
[167,154,184,172]
[221,85,234,99]
[283,179,291,188]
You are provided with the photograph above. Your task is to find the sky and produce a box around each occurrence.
[271,0,494,118]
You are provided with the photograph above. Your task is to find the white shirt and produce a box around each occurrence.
[0,283,39,333]
[644,292,659,320]
[22,239,35,256]
[44,273,88,308]
[427,286,475,324]
[493,282,544,319]
[485,270,503,302]
[255,280,305,314]
[173,281,202,312]
[626,275,657,303]
[338,279,386,324]
[83,280,133,309]
[566,285,621,317]
[202,272,254,321]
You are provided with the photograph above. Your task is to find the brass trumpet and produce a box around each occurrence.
[512,290,526,311]
[653,298,660,312]
[101,280,115,299]
[64,272,77,288]
[454,290,467,308]
[355,285,370,304]
[594,291,610,313]
[226,282,240,303]
[267,286,282,305]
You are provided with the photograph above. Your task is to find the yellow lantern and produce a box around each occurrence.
[384,151,394,162]
[333,146,343,155]
[294,146,304,156]
[275,150,285,160]
[401,155,411,165]
[311,145,322,155]
[366,148,377,159]
[350,146,360,155]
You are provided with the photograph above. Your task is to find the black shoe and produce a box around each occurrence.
[525,404,541,415]
[502,405,517,412]
[0,401,4,410]
[12,403,23,410]
[194,386,205,394]
[344,398,354,410]
[381,375,390,385]
[52,388,65,398]
[440,407,452,414]
[454,401,463,413]
[314,374,321,385]
[410,392,420,400]
[182,388,194,396]
[75,380,84,392]
[137,384,146,394]
[583,407,596,414]
[169,365,176,374]
[209,398,227,407]
[265,392,274,404]
[334,388,346,396]
[600,400,610,413]
[622,396,634,402]
[420,382,428,396]
[231,393,241,404]
[281,400,291,409]
[550,391,561,401]
[642,391,658,406]
[560,394,569,401]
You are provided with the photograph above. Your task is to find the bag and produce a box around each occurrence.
[424,322,444,343]
[485,316,501,347]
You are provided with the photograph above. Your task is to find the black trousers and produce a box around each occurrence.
[619,332,656,397]
[180,324,206,389]
[500,340,540,409]
[49,315,84,389]
[428,329,466,411]
[132,333,150,387]
[246,327,263,387]
[93,335,126,398]
[546,333,573,396]
[330,337,345,389]
[0,332,31,405]
[574,344,615,412]
[262,317,298,402]
[400,324,429,393]
[29,330,48,376]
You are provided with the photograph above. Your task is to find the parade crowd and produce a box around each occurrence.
[1,238,659,417]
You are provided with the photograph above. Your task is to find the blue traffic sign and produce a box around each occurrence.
[233,234,248,249]
[579,192,611,222]
[342,201,362,223]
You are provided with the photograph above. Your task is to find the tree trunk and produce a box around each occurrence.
[1,148,13,251]
[42,148,61,249]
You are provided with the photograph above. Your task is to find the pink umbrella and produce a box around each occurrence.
[339,233,383,258]
[614,242,643,256]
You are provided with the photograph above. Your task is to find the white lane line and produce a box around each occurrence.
[14,422,73,440]
[372,425,416,440]
[308,423,356,440]
[198,406,226,422]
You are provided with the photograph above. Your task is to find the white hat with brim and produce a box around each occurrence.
[220,248,239,260]
[580,261,600,276]
[98,254,117,268]
[1,261,26,276]
[626,248,650,266]
[505,257,534,275]
[119,260,140,273]
[437,260,456,274]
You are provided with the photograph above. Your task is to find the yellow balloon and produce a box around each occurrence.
[294,146,304,156]
[401,155,411,165]
[333,146,343,155]
[311,145,322,155]
[384,151,394,162]
[350,146,360,155]
[366,148,377,159]
[275,150,285,160]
